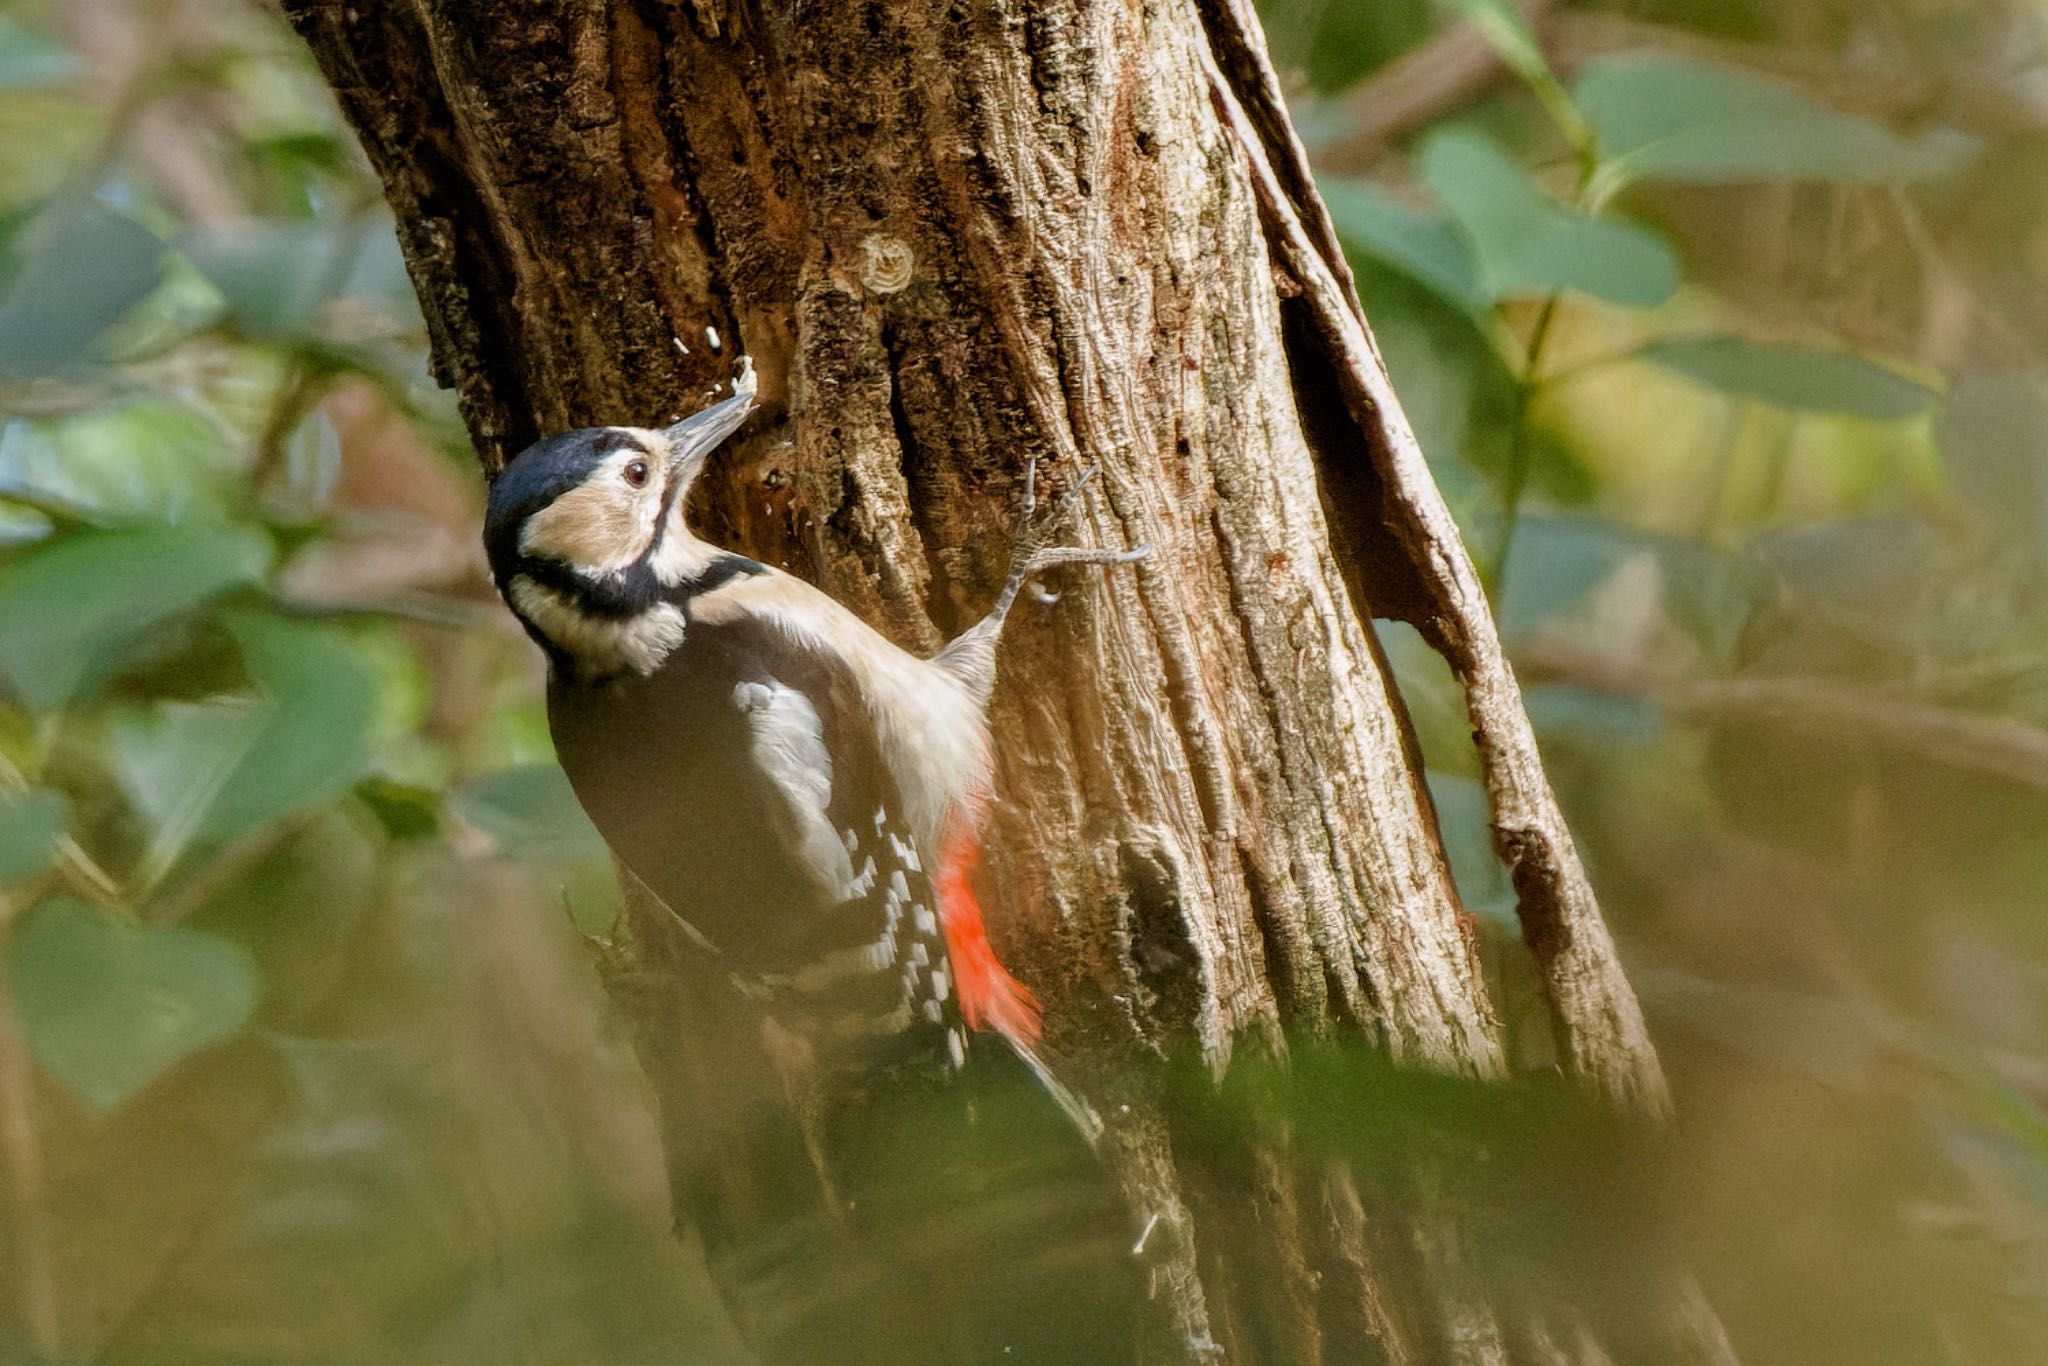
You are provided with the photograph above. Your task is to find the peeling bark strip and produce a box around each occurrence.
[285,0,1721,1360]
[1195,0,1671,1124]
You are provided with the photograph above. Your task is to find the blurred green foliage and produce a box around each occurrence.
[0,3,747,1361]
[1271,0,2048,1359]
[0,0,2045,1361]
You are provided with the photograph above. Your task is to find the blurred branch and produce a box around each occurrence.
[1316,3,2048,172]
[1316,0,1554,170]
[0,917,61,1359]
[1520,643,2048,791]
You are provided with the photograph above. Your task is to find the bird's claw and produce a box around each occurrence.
[988,459,1146,623]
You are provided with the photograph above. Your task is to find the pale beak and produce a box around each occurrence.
[661,389,756,479]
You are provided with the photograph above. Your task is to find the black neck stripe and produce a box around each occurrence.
[673,552,767,600]
[517,549,767,623]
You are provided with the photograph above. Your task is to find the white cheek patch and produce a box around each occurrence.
[507,575,686,676]
[518,445,664,576]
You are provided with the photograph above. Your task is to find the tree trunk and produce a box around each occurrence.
[283,1,1731,1361]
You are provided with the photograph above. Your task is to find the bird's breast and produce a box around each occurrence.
[546,645,826,957]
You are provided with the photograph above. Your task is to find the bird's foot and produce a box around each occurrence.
[1001,459,1150,610]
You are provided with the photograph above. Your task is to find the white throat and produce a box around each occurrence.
[507,574,687,678]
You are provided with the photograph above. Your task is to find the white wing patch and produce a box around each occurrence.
[733,680,857,896]
[690,569,993,850]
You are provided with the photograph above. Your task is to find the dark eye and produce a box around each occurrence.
[623,459,650,488]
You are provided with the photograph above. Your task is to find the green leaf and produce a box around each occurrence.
[112,700,269,880]
[1321,176,1489,313]
[0,397,242,524]
[1640,337,1939,420]
[455,765,608,863]
[8,898,260,1111]
[1426,773,1516,925]
[0,787,66,885]
[1418,128,1679,307]
[0,524,272,711]
[220,613,379,832]
[1576,55,1976,189]
[1437,0,1587,148]
[111,613,379,883]
[0,17,82,90]
[1499,514,1761,663]
[179,220,353,338]
[354,778,440,842]
[0,199,166,380]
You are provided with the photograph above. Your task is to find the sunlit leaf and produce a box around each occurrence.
[1322,176,1489,312]
[1576,55,1976,189]
[1640,337,1938,420]
[0,524,272,711]
[0,786,66,885]
[8,898,260,1111]
[1418,128,1679,307]
[0,199,166,379]
[0,396,241,523]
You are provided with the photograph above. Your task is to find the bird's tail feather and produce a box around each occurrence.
[935,825,1102,1146]
[1003,1035,1105,1147]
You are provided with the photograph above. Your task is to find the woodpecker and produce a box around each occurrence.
[484,361,1143,1152]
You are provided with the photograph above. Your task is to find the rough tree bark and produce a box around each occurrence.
[283,1,1732,1361]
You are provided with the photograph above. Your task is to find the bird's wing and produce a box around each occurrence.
[710,614,968,1063]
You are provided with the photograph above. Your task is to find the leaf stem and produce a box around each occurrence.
[1486,293,1563,595]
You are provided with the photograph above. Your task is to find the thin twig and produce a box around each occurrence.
[1519,643,2048,792]
[1317,3,2048,173]
[0,752,122,907]
[1315,0,1554,170]
[1488,295,1562,595]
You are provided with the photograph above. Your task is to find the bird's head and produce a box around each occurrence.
[484,369,756,675]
